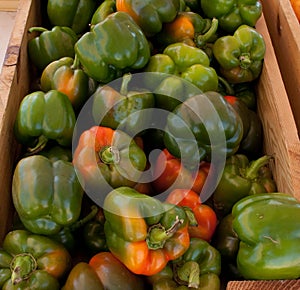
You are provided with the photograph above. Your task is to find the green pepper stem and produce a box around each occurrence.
[195,18,218,48]
[26,135,48,155]
[99,146,120,164]
[175,261,200,288]
[240,53,252,69]
[183,206,198,227]
[146,216,184,250]
[10,253,37,285]
[69,205,99,231]
[71,54,81,70]
[120,73,132,95]
[28,27,48,33]
[245,155,273,180]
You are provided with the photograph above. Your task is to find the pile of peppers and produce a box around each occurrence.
[3,0,300,289]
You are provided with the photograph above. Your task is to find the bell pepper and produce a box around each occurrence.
[212,24,266,83]
[40,56,97,112]
[212,154,277,217]
[62,252,145,290]
[201,0,262,33]
[75,11,151,83]
[47,0,100,34]
[92,73,155,136]
[232,192,300,280]
[103,186,191,275]
[0,230,71,289]
[72,126,147,199]
[116,0,180,37]
[148,238,221,289]
[12,155,84,235]
[38,145,72,162]
[144,42,218,93]
[91,0,116,25]
[152,11,218,49]
[166,189,218,241]
[163,91,243,165]
[14,90,76,153]
[152,148,210,195]
[83,207,109,255]
[28,26,78,71]
[224,95,263,158]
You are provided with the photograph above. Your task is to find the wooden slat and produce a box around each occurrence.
[0,1,19,11]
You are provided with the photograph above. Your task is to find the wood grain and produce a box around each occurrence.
[227,280,300,290]
[0,1,19,11]
[262,0,300,135]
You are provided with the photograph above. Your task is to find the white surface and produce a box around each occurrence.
[0,11,17,71]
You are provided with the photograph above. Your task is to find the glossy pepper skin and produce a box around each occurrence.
[145,42,218,94]
[0,230,71,290]
[92,73,155,136]
[103,187,191,276]
[28,26,78,70]
[12,155,84,235]
[213,24,266,83]
[232,193,300,280]
[91,0,116,25]
[164,91,243,164]
[14,90,76,153]
[40,56,96,112]
[201,0,262,33]
[212,154,277,218]
[47,0,100,34]
[152,11,218,49]
[152,148,210,195]
[116,0,180,37]
[166,189,218,242]
[148,238,221,289]
[62,252,145,290]
[224,95,262,158]
[75,11,151,83]
[73,126,147,195]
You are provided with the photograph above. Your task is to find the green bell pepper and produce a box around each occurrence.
[91,0,116,25]
[148,238,221,289]
[103,186,191,276]
[224,95,262,158]
[92,73,155,136]
[213,24,266,83]
[212,154,277,217]
[201,0,262,33]
[144,42,218,94]
[0,230,71,290]
[14,90,76,153]
[232,192,300,280]
[47,0,100,34]
[75,11,151,83]
[28,26,78,71]
[38,145,72,162]
[40,56,96,112]
[163,91,243,165]
[12,155,84,235]
[115,0,181,37]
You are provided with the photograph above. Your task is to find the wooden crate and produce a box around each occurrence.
[261,0,300,135]
[0,1,299,289]
[0,0,19,11]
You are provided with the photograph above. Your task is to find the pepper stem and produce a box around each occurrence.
[69,205,99,231]
[146,216,184,250]
[239,53,252,69]
[175,261,200,288]
[183,206,198,227]
[120,73,132,95]
[71,54,81,70]
[99,146,120,164]
[245,155,273,180]
[10,253,37,285]
[195,18,218,48]
[25,135,48,155]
